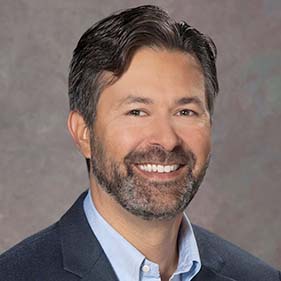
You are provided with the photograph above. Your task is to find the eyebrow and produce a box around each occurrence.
[175,96,205,109]
[118,95,154,106]
[118,95,205,109]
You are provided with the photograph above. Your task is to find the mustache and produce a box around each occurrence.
[124,145,196,169]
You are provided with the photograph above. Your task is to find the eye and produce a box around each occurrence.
[127,109,147,116]
[176,109,198,117]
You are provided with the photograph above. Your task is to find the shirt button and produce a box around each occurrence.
[142,264,150,273]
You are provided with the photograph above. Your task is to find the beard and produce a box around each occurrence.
[90,133,210,221]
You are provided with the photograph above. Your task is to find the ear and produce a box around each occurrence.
[67,111,91,159]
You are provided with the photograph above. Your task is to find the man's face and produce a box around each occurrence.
[90,48,211,220]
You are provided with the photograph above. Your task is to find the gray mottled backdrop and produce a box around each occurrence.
[0,0,280,268]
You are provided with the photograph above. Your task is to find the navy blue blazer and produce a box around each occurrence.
[0,191,280,281]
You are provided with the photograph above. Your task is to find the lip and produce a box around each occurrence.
[133,164,187,181]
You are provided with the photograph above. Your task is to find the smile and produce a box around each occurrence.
[137,164,180,173]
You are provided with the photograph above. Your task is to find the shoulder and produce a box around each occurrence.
[193,225,281,281]
[0,223,72,281]
[0,192,89,280]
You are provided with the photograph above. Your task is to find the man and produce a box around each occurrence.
[0,5,280,281]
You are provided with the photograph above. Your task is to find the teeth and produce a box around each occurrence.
[157,165,164,173]
[164,166,171,173]
[138,164,179,173]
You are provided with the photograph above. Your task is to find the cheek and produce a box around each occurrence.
[99,122,144,160]
[181,125,211,163]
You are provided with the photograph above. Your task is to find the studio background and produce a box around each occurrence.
[0,0,280,268]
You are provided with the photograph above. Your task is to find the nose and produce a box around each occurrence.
[147,119,182,151]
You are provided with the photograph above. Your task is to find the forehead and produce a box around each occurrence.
[99,47,206,106]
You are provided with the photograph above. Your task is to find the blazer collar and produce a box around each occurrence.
[192,225,237,281]
[59,191,118,281]
[58,191,235,281]
[192,265,237,281]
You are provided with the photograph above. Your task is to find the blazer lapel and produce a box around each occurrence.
[80,253,118,281]
[193,225,238,281]
[193,265,236,281]
[59,191,118,281]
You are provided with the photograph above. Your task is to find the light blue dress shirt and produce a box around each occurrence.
[83,190,201,281]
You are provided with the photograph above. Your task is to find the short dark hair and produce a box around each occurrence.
[68,5,219,171]
[69,4,218,126]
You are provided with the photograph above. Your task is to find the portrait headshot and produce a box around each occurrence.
[0,1,280,280]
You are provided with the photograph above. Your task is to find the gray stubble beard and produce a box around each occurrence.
[90,133,210,221]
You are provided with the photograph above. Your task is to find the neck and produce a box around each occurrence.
[90,182,183,280]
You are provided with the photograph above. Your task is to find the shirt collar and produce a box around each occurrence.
[173,212,201,278]
[84,190,144,280]
[83,190,201,281]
